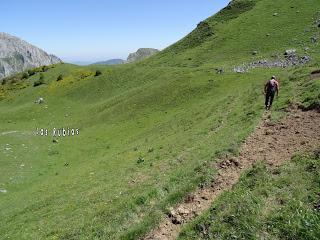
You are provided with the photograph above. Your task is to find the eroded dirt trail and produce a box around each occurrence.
[143,108,320,240]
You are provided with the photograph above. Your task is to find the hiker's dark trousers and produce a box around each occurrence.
[265,91,275,107]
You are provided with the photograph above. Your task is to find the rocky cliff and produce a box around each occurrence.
[127,48,159,63]
[0,32,61,79]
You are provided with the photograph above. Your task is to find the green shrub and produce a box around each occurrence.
[10,78,18,84]
[22,72,29,79]
[34,74,45,87]
[27,69,35,76]
[57,74,63,81]
[42,66,49,72]
[137,156,145,164]
[95,70,102,76]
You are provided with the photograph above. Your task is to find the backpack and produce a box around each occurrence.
[267,79,277,92]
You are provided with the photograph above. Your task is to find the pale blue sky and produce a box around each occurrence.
[1,0,230,63]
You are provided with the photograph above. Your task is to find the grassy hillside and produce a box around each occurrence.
[178,151,320,240]
[0,0,319,239]
[146,0,320,67]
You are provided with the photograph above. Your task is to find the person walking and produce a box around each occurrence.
[264,76,279,110]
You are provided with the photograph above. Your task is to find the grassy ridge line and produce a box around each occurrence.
[146,0,319,67]
[178,151,320,240]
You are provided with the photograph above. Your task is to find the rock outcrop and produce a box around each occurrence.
[0,32,61,79]
[127,48,159,63]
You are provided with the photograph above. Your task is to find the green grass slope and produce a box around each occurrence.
[178,152,320,240]
[0,0,319,239]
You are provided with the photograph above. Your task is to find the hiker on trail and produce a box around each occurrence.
[264,76,279,110]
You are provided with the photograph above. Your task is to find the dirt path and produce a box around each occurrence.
[143,107,320,240]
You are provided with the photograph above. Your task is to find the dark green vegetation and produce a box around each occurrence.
[0,0,320,239]
[57,74,63,81]
[179,151,320,240]
[94,70,102,76]
[33,73,45,87]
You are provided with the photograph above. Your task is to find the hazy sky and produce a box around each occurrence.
[2,0,230,63]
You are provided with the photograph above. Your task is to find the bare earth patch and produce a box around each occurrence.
[143,107,320,240]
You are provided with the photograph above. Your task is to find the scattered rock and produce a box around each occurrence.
[311,36,318,43]
[300,140,307,145]
[273,13,278,16]
[252,51,258,55]
[284,49,296,56]
[64,162,69,166]
[177,207,190,215]
[215,68,224,74]
[219,158,241,168]
[234,51,311,73]
[230,157,240,167]
[35,97,44,104]
[266,33,271,37]
[301,56,311,63]
[265,121,276,127]
[201,195,209,200]
[233,67,246,73]
[52,139,58,143]
[172,215,182,225]
[185,194,195,203]
[0,189,7,193]
[169,208,183,224]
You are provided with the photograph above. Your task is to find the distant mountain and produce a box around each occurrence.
[71,61,93,66]
[127,48,159,63]
[91,59,126,65]
[0,32,61,79]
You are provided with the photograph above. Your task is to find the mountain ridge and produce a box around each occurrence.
[0,32,61,79]
[127,48,159,63]
[91,58,126,65]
